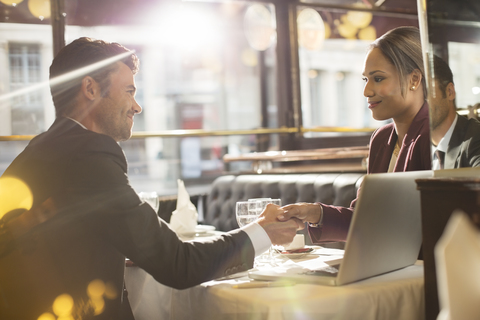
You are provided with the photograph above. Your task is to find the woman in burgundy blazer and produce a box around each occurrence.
[281,26,432,243]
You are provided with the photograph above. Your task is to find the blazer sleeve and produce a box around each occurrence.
[308,203,354,243]
[307,127,388,244]
[67,134,255,289]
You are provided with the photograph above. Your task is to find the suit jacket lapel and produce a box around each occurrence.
[446,114,467,168]
[394,102,429,171]
[368,124,396,174]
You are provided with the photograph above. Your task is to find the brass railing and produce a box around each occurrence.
[0,126,376,141]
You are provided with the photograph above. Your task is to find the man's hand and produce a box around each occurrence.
[277,203,322,225]
[256,204,304,246]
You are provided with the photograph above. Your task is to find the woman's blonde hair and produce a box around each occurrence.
[370,26,426,99]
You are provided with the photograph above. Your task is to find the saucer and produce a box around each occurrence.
[179,225,216,238]
[274,247,314,258]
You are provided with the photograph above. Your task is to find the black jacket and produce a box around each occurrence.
[445,114,480,169]
[0,117,253,320]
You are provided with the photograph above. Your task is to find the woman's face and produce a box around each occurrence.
[362,48,411,122]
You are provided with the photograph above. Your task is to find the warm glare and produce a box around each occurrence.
[91,297,105,315]
[87,279,106,298]
[0,177,33,219]
[158,6,221,49]
[104,282,118,300]
[37,312,56,320]
[52,294,74,317]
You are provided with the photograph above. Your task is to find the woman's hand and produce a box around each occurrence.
[278,203,322,225]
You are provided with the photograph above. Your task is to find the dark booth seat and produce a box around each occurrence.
[204,173,365,244]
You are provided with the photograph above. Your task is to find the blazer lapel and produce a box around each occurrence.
[368,124,396,174]
[446,114,467,169]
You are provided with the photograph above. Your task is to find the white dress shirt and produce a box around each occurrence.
[432,114,458,170]
[241,223,272,256]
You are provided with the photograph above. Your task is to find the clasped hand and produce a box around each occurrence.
[256,203,321,246]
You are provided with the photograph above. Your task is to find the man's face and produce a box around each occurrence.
[430,80,451,130]
[93,62,141,142]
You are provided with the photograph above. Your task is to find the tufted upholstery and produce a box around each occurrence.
[204,173,365,235]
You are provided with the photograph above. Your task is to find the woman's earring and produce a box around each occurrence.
[410,86,416,91]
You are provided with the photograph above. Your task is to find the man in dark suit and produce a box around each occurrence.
[430,55,480,169]
[0,38,302,320]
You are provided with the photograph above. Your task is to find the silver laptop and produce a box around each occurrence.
[249,170,433,286]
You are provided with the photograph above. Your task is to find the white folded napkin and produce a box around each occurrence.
[169,179,198,235]
[284,234,305,251]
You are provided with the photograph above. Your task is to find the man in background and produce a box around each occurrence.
[430,55,480,169]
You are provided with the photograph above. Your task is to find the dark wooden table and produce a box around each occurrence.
[416,177,480,320]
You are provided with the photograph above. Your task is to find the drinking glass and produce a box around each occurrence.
[249,198,274,210]
[235,201,262,227]
[139,191,160,212]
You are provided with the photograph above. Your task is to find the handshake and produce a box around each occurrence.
[255,202,322,246]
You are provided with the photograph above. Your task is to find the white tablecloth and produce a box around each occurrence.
[125,245,424,320]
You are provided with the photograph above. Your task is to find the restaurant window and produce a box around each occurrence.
[60,1,278,191]
[8,43,44,135]
[305,69,324,129]
[335,71,347,127]
[0,2,53,176]
[446,42,480,112]
[0,1,281,193]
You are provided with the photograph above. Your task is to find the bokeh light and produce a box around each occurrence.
[52,294,74,317]
[346,10,372,29]
[240,48,258,67]
[297,8,325,51]
[308,69,318,79]
[39,279,116,320]
[337,15,358,39]
[324,22,331,39]
[37,312,56,320]
[28,0,51,20]
[104,282,118,300]
[87,279,106,298]
[0,0,24,6]
[87,279,107,315]
[244,4,276,51]
[0,177,33,219]
[91,297,105,315]
[358,25,377,41]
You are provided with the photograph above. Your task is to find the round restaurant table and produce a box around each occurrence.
[125,237,424,320]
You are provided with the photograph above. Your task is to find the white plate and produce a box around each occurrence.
[195,225,216,234]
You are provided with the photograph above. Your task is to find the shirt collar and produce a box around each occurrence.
[66,117,88,130]
[431,113,458,165]
[437,113,458,153]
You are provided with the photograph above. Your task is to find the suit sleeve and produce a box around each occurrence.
[308,203,354,243]
[469,144,480,167]
[466,121,480,168]
[67,135,255,289]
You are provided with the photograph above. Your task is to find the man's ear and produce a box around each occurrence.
[446,82,456,101]
[81,76,98,101]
